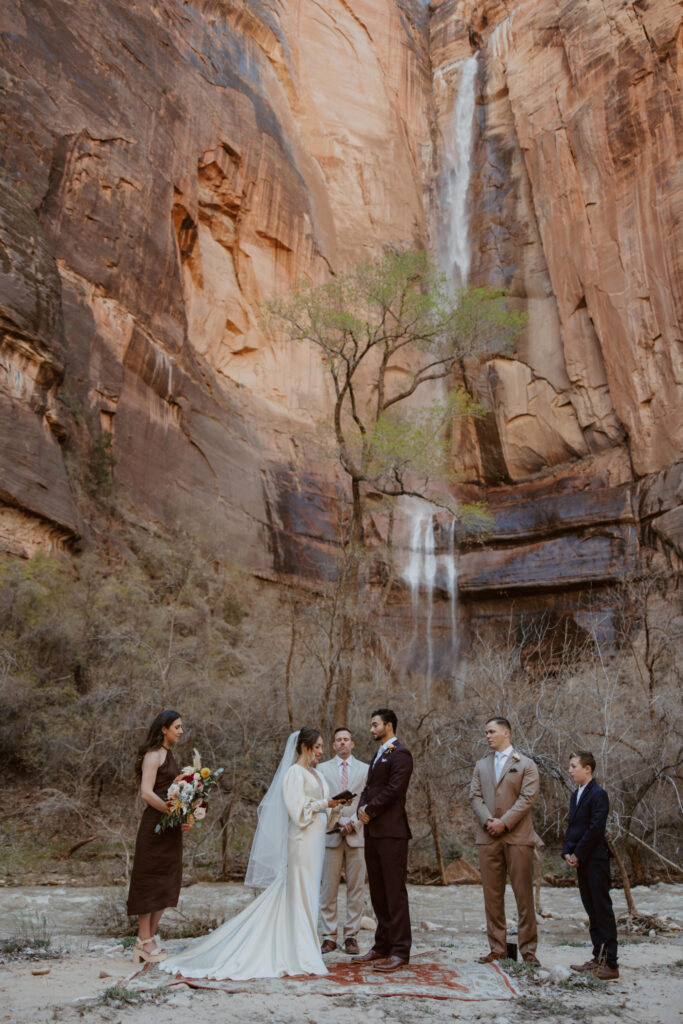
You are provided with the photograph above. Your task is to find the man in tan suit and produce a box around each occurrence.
[469,716,540,966]
[317,727,369,955]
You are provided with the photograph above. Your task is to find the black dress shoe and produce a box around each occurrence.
[372,955,409,973]
[351,949,387,964]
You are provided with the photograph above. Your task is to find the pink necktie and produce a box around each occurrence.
[341,760,349,790]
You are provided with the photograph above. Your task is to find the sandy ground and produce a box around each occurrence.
[0,881,681,1024]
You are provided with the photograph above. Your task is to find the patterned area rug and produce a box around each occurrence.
[128,951,519,1001]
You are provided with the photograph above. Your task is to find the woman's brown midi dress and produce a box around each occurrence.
[127,750,183,915]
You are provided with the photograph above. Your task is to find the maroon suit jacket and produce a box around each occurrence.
[360,740,413,839]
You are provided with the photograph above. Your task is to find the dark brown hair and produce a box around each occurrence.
[570,750,596,773]
[296,726,321,755]
[334,726,352,738]
[134,709,181,778]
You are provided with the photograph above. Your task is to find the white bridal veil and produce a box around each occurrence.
[244,730,298,888]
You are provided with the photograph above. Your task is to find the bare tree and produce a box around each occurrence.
[266,249,524,724]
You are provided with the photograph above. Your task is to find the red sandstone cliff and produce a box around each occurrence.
[429,0,682,635]
[0,0,431,561]
[434,0,682,483]
[0,0,680,638]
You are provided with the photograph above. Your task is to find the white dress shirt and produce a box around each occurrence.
[335,754,355,778]
[575,783,588,805]
[494,745,514,782]
[335,755,356,828]
[373,737,397,765]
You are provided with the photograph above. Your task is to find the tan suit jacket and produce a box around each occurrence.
[470,750,539,845]
[317,756,369,849]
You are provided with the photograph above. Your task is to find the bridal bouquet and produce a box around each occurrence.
[155,748,224,834]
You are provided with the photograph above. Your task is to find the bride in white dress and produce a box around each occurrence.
[159,727,347,980]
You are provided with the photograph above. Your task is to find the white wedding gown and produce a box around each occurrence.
[159,764,338,980]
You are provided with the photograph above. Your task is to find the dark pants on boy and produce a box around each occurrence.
[578,857,618,967]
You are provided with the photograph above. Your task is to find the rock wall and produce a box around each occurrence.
[428,0,682,640]
[0,179,82,555]
[0,0,431,559]
[434,0,682,483]
[0,0,680,647]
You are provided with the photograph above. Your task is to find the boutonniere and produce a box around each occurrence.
[383,745,396,758]
[512,752,521,762]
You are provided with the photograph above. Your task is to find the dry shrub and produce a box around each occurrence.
[0,526,299,874]
[1,518,680,886]
[88,891,226,939]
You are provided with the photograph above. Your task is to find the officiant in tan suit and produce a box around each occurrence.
[317,727,369,956]
[469,716,540,966]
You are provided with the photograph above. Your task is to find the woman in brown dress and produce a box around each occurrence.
[127,709,185,964]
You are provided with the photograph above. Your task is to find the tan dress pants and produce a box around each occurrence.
[320,842,366,940]
[478,841,537,956]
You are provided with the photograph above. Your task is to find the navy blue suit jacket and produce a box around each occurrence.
[360,740,413,839]
[562,779,611,863]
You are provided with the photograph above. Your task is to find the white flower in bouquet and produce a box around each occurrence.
[155,749,224,834]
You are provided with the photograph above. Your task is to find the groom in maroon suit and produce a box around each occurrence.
[353,708,413,973]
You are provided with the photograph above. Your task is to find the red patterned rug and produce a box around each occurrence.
[128,951,519,1001]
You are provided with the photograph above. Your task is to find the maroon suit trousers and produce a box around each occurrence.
[364,834,411,960]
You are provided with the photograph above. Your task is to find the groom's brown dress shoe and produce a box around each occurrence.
[571,958,599,972]
[477,952,504,964]
[351,949,387,964]
[372,956,409,973]
[320,939,337,954]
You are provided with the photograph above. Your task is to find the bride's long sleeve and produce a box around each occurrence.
[282,765,344,827]
[283,767,328,828]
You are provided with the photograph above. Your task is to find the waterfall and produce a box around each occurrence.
[423,514,436,694]
[444,519,458,654]
[438,53,478,291]
[401,503,457,701]
[398,56,476,696]
[401,505,436,698]
[404,511,426,647]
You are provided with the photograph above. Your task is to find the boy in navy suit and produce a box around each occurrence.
[563,751,619,980]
